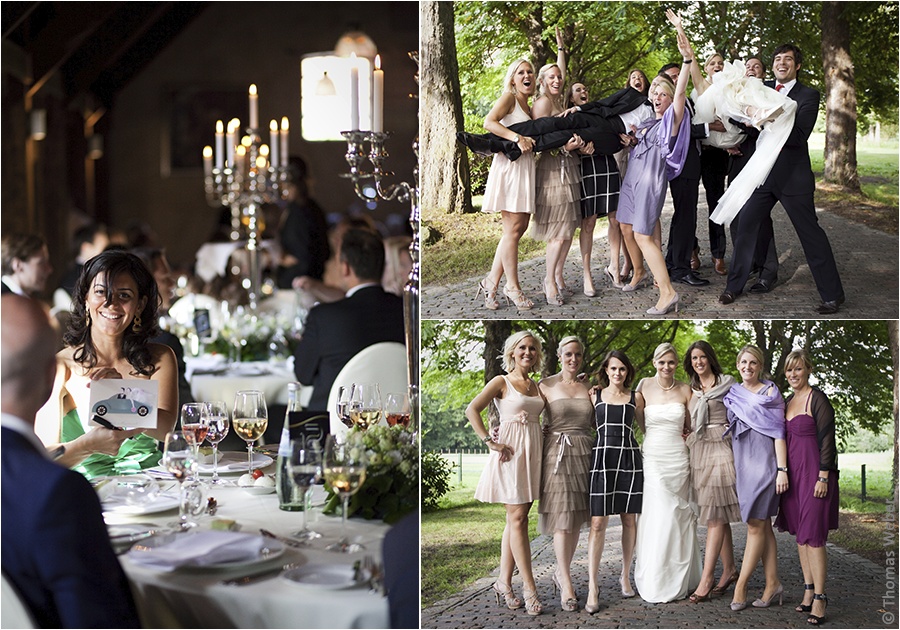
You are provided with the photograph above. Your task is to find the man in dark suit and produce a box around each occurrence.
[660,63,713,287]
[1,232,53,298]
[294,228,405,411]
[720,44,844,313]
[1,294,140,628]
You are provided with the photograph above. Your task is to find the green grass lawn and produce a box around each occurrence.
[422,451,895,607]
[810,133,899,206]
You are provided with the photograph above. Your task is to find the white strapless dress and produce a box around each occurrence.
[634,403,701,603]
[692,60,798,225]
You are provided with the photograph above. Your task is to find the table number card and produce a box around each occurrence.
[88,379,159,430]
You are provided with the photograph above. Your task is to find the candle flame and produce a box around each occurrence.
[216,120,224,134]
[281,117,289,131]
[255,156,267,169]
[202,146,213,158]
[249,84,258,96]
[228,118,240,132]
[375,54,381,70]
[270,120,278,132]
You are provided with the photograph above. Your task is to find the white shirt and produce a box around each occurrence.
[619,103,654,130]
[1,275,26,296]
[774,78,797,94]
[1,412,51,458]
[345,282,380,298]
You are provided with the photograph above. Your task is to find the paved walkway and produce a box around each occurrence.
[422,194,899,320]
[422,518,893,629]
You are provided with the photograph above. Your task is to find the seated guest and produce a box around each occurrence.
[276,156,331,290]
[35,250,179,479]
[293,228,405,411]
[1,294,140,628]
[1,232,53,298]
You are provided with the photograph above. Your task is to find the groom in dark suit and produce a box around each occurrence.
[1,295,140,628]
[293,228,405,411]
[719,44,844,313]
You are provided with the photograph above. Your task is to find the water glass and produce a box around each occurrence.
[180,402,210,483]
[161,431,200,529]
[205,401,230,484]
[287,439,322,541]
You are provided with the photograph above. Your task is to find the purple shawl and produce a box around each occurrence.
[723,379,785,440]
[631,104,691,181]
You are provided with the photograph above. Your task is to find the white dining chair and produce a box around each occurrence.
[326,342,408,439]
[2,573,36,629]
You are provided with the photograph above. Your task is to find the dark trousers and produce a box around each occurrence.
[726,189,843,301]
[665,175,700,278]
[700,147,729,259]
[507,113,627,154]
[729,213,778,283]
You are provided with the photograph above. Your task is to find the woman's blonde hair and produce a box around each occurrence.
[556,335,584,356]
[502,58,533,95]
[653,74,675,99]
[784,348,814,373]
[536,63,565,110]
[653,342,679,363]
[501,330,544,373]
[736,344,765,367]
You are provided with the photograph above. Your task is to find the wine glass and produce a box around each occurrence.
[180,402,210,483]
[384,392,411,428]
[286,439,322,542]
[232,390,268,473]
[323,434,367,553]
[161,431,200,529]
[349,383,383,432]
[205,401,230,485]
[335,385,353,428]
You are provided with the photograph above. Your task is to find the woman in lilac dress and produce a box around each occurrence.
[774,350,838,625]
[615,18,693,315]
[723,344,788,612]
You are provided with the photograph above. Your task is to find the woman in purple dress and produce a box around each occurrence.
[616,16,693,315]
[723,345,788,612]
[774,350,838,625]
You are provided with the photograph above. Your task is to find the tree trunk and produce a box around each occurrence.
[483,320,513,431]
[821,1,861,192]
[420,1,472,214]
[888,320,898,496]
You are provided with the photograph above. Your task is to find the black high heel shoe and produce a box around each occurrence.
[807,593,828,625]
[796,583,815,612]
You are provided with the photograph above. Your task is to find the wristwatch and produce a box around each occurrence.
[777,466,788,472]
[683,59,693,64]
[512,135,520,144]
[482,435,494,444]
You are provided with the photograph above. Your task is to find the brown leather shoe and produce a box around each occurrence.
[713,258,727,275]
[690,248,701,270]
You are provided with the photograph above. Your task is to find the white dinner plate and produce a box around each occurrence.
[281,563,361,590]
[146,452,274,476]
[102,493,180,516]
[131,532,285,570]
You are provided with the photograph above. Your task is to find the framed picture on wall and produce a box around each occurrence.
[160,85,248,177]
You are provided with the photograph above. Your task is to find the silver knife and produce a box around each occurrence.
[220,561,302,586]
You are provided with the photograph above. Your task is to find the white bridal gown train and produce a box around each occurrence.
[634,403,701,603]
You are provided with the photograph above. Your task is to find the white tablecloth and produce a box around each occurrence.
[186,357,312,409]
[111,481,390,628]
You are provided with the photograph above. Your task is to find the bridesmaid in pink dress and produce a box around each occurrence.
[774,350,839,625]
[468,330,546,616]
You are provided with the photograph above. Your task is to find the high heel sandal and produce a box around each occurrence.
[807,593,827,625]
[620,576,635,598]
[689,579,714,603]
[556,281,574,298]
[503,286,534,311]
[543,280,564,306]
[492,581,522,610]
[621,275,649,293]
[646,292,680,316]
[711,569,739,596]
[584,585,600,614]
[752,583,784,608]
[605,267,623,289]
[522,588,543,616]
[476,278,499,310]
[796,583,815,612]
[552,573,577,612]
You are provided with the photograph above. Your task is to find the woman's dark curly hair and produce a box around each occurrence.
[683,340,724,390]
[65,250,160,376]
[596,349,635,389]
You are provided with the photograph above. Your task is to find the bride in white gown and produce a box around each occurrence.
[634,343,701,603]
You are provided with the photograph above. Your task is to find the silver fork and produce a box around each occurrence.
[259,528,307,548]
[220,561,303,586]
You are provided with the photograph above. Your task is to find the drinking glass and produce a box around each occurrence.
[335,385,353,428]
[232,390,268,473]
[180,402,210,483]
[323,434,367,553]
[349,383,382,432]
[205,401,230,485]
[161,431,200,529]
[286,439,322,541]
[384,392,411,428]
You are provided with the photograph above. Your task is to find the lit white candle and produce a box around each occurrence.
[203,145,213,177]
[269,120,279,167]
[280,117,289,163]
[249,84,259,130]
[226,119,238,168]
[349,54,359,130]
[373,55,384,133]
[215,120,224,169]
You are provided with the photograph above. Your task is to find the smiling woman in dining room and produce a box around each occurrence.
[35,250,178,479]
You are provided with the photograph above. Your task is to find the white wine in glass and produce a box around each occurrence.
[349,383,382,432]
[323,435,367,553]
[232,390,268,473]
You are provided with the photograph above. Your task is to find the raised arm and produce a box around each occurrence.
[556,26,567,82]
[671,29,693,135]
[666,9,708,94]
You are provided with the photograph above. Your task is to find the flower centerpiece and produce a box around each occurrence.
[323,425,418,524]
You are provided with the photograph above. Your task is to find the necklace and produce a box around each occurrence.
[700,376,716,391]
[656,374,676,391]
[560,373,578,385]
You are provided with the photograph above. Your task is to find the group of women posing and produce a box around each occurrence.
[467,331,838,624]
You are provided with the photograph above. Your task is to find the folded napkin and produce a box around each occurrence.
[127,531,275,571]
